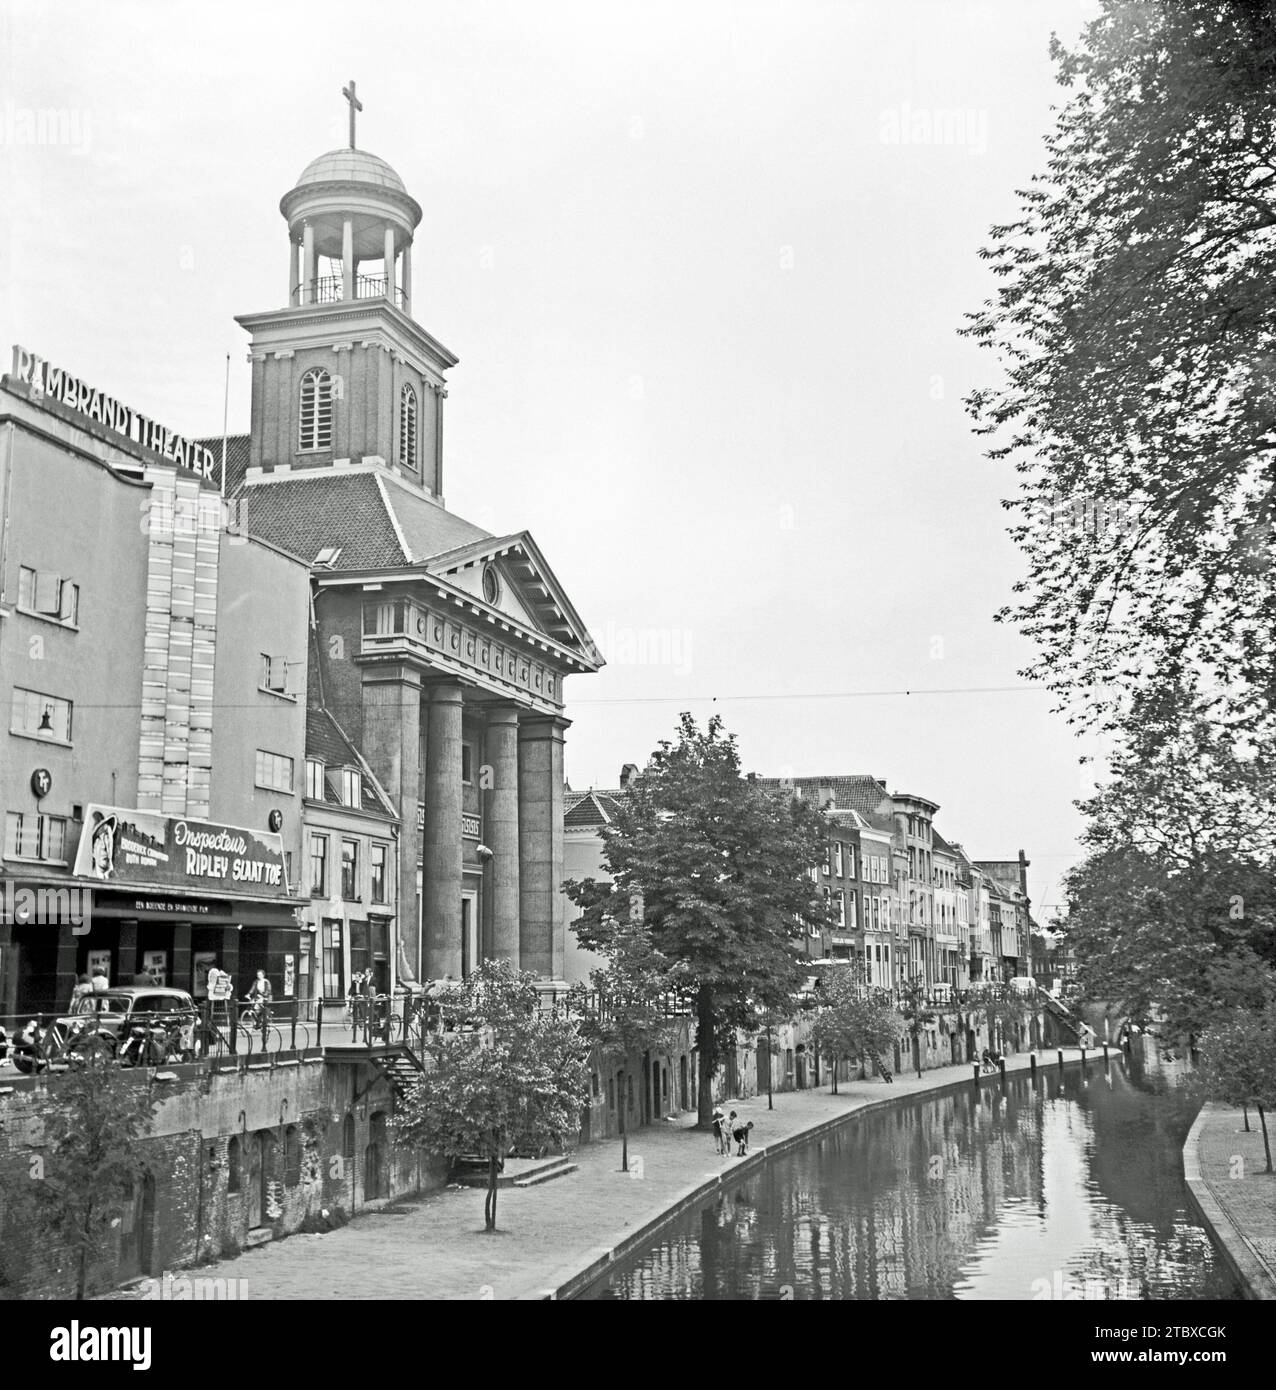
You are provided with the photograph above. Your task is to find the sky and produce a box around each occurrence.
[0,0,1111,918]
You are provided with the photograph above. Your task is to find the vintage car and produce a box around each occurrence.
[66,986,201,1062]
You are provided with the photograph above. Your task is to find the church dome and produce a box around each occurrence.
[294,149,407,194]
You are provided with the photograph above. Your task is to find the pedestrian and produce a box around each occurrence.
[711,1106,726,1154]
[69,973,93,1011]
[91,964,109,992]
[733,1120,754,1156]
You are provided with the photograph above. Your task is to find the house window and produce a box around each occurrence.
[17,566,78,624]
[322,917,342,997]
[399,384,417,471]
[342,1114,355,1160]
[306,759,325,801]
[845,844,856,878]
[461,745,473,785]
[260,654,290,695]
[349,919,370,978]
[5,811,67,862]
[298,367,333,451]
[837,890,846,929]
[833,842,843,877]
[255,749,294,792]
[370,843,387,905]
[309,834,328,897]
[846,894,857,932]
[11,687,72,742]
[341,839,359,900]
[227,1137,241,1193]
[340,768,361,808]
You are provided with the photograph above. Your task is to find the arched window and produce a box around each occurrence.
[398,383,417,471]
[227,1136,241,1193]
[341,1113,355,1159]
[299,367,333,451]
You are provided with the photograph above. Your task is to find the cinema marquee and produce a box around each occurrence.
[11,345,217,482]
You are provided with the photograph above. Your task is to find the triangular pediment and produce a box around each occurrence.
[424,532,601,666]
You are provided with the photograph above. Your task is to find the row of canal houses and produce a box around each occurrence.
[564,772,1038,997]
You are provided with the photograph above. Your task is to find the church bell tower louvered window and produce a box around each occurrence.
[399,383,417,471]
[299,367,333,451]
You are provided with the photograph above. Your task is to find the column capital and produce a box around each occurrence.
[486,704,522,729]
[517,712,572,739]
[425,680,464,706]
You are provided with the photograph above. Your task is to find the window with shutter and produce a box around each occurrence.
[399,384,417,470]
[298,368,333,451]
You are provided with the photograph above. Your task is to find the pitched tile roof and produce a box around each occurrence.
[235,468,490,570]
[304,707,397,818]
[564,790,628,828]
[754,775,892,818]
[193,434,252,496]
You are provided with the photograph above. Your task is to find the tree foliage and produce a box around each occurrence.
[392,960,590,1231]
[565,713,833,1125]
[29,1063,159,1299]
[964,0,1276,743]
[1058,720,1276,1033]
[1199,1005,1276,1172]
[808,968,902,1091]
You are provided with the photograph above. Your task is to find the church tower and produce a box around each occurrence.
[230,84,604,992]
[236,81,452,496]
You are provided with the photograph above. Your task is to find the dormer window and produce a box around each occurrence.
[299,367,333,451]
[306,759,325,800]
[341,768,361,808]
[399,384,417,471]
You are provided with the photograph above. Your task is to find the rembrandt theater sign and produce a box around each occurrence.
[10,345,217,482]
[73,806,290,897]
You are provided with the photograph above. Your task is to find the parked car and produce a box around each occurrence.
[66,986,202,1062]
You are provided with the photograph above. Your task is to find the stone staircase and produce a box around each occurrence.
[453,1154,578,1190]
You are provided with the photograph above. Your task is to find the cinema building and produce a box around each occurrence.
[221,129,603,987]
[0,351,311,1019]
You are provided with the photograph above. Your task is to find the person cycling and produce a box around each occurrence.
[244,970,273,1026]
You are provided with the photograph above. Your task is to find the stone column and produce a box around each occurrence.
[518,715,569,980]
[287,237,298,307]
[342,219,354,301]
[402,242,412,313]
[486,707,521,965]
[302,223,315,303]
[384,226,396,304]
[360,662,424,979]
[424,683,464,978]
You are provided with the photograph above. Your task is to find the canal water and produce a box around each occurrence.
[583,1052,1236,1300]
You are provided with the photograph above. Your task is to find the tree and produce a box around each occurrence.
[28,1061,159,1299]
[568,919,688,1172]
[393,960,590,1231]
[967,981,1032,1055]
[809,968,902,1092]
[1058,722,1276,1034]
[898,977,937,1079]
[1200,1007,1276,1174]
[566,713,832,1127]
[964,1,1276,746]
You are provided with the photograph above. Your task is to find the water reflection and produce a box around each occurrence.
[586,1056,1234,1300]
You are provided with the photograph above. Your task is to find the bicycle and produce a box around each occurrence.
[239,999,283,1055]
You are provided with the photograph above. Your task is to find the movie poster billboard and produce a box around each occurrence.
[73,805,289,897]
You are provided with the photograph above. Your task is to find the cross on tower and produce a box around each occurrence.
[342,80,362,149]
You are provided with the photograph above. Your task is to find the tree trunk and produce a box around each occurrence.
[831,1057,838,1095]
[1243,1103,1250,1132]
[485,1156,498,1231]
[696,985,715,1127]
[1258,1103,1273,1176]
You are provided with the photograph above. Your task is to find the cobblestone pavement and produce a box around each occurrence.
[107,1047,1088,1301]
[1192,1106,1276,1297]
